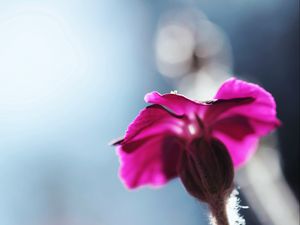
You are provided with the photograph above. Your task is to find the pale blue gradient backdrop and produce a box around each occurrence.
[0,0,298,225]
[0,1,205,225]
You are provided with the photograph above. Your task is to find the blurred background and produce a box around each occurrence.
[0,0,298,225]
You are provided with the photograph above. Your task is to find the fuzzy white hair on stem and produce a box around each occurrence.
[210,189,247,225]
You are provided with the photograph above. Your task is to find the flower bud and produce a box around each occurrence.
[178,138,234,225]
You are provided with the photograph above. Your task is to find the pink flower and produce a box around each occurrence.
[113,78,280,193]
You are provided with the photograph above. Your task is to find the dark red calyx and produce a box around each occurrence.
[178,138,234,224]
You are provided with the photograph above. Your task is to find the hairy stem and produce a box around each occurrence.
[210,197,230,225]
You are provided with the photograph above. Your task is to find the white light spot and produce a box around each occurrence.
[188,124,196,135]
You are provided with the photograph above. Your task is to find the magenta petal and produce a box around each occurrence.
[203,97,255,124]
[209,78,280,167]
[118,135,183,189]
[145,91,205,116]
[212,130,259,168]
[213,78,280,128]
[117,104,184,188]
[212,114,255,141]
[121,104,185,148]
[115,79,280,188]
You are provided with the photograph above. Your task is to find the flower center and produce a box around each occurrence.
[184,114,206,141]
[188,123,197,135]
